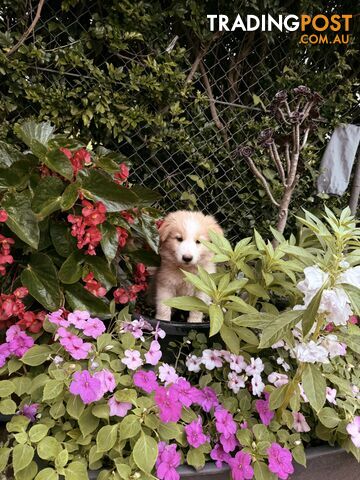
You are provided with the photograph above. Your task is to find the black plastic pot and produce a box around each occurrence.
[133,314,210,363]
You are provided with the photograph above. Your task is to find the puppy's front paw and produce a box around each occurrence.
[188,311,203,323]
[156,306,172,322]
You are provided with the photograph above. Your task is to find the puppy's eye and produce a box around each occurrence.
[196,240,201,244]
[176,236,183,242]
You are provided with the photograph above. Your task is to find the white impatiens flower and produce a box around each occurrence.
[320,334,346,358]
[227,372,246,393]
[229,354,247,373]
[346,416,360,448]
[297,266,329,306]
[326,387,337,405]
[251,374,265,396]
[201,349,223,370]
[268,372,289,388]
[272,340,285,349]
[338,265,360,289]
[245,357,264,377]
[294,341,329,364]
[276,357,290,372]
[186,355,202,373]
[319,288,352,326]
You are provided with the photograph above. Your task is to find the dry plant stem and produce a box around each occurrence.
[200,60,230,149]
[270,143,286,185]
[245,157,280,207]
[6,0,46,57]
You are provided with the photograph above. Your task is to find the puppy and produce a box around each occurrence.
[155,211,222,323]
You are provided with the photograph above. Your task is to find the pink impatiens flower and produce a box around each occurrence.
[69,370,102,404]
[154,386,182,423]
[67,310,90,328]
[19,403,39,422]
[94,369,116,395]
[292,412,310,433]
[229,450,254,480]
[48,309,69,327]
[201,349,223,370]
[220,433,238,453]
[184,417,208,448]
[6,325,34,357]
[121,349,143,370]
[82,317,106,338]
[346,416,360,448]
[210,444,231,468]
[193,386,219,412]
[108,397,132,417]
[255,393,274,426]
[169,378,196,408]
[214,408,237,438]
[133,370,158,393]
[145,340,162,365]
[156,442,181,480]
[60,334,92,360]
[267,443,294,480]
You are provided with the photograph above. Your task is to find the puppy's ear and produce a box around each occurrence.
[205,215,223,237]
[158,214,174,244]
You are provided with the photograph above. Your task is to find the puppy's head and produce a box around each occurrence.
[158,211,223,267]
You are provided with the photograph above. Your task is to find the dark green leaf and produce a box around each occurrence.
[59,252,84,284]
[32,176,64,219]
[44,149,73,180]
[65,283,111,318]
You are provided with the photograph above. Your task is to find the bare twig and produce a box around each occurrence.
[199,60,230,149]
[300,128,310,150]
[244,157,280,207]
[6,0,46,57]
[269,143,286,185]
[284,143,291,175]
[186,47,208,84]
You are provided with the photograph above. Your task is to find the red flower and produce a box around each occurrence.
[59,147,91,176]
[116,227,128,248]
[13,287,28,299]
[82,201,107,226]
[156,219,164,229]
[0,234,14,276]
[113,288,129,304]
[114,163,129,183]
[134,263,148,285]
[0,210,8,222]
[59,147,72,159]
[17,310,46,334]
[84,272,107,297]
[120,211,135,224]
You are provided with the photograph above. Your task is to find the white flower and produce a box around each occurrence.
[338,266,360,288]
[351,385,360,400]
[158,364,179,385]
[201,349,223,370]
[268,372,289,388]
[53,355,63,365]
[346,416,360,448]
[186,355,202,373]
[227,372,246,393]
[319,288,352,326]
[299,383,309,402]
[121,350,143,370]
[271,340,285,349]
[339,260,350,269]
[297,266,329,306]
[326,387,337,405]
[219,350,232,362]
[320,334,346,358]
[276,357,290,372]
[245,357,264,377]
[294,341,329,364]
[293,412,311,432]
[251,374,265,396]
[229,354,247,373]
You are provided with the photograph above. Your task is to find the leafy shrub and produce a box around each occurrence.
[0,120,161,333]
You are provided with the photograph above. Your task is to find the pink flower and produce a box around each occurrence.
[326,387,337,405]
[6,326,34,357]
[251,375,265,396]
[210,444,231,468]
[19,403,39,422]
[48,309,69,327]
[94,369,116,394]
[292,412,310,432]
[154,386,182,423]
[67,310,90,328]
[192,386,219,412]
[159,364,179,385]
[108,397,132,417]
[346,416,360,448]
[156,442,181,480]
[0,343,10,367]
[219,433,238,453]
[61,335,93,360]
[169,378,196,408]
[82,317,106,338]
[268,372,289,388]
[229,451,254,480]
[228,372,246,394]
[69,370,102,404]
[0,210,8,222]
[145,340,162,365]
[255,393,274,426]
[245,357,264,377]
[214,408,237,438]
[121,349,143,370]
[229,354,247,373]
[267,443,294,480]
[185,417,208,448]
[186,355,202,373]
[133,370,158,393]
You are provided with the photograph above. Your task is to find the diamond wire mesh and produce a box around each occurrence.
[2,1,358,242]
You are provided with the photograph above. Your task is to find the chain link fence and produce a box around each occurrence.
[2,1,359,242]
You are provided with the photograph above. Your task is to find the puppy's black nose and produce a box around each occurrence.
[182,255,193,263]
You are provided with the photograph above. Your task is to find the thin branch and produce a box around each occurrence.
[199,60,230,149]
[269,143,286,185]
[244,157,280,207]
[190,96,263,112]
[300,128,310,150]
[186,47,208,84]
[6,0,46,57]
[284,143,291,175]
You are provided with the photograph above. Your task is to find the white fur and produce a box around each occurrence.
[155,211,222,323]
